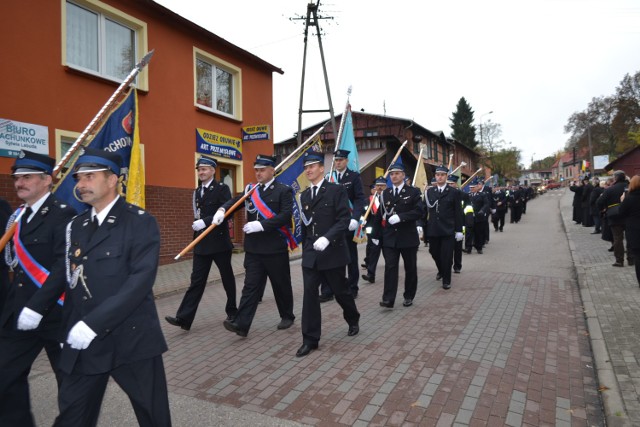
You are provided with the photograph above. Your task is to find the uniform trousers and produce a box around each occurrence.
[364,238,382,277]
[492,210,506,231]
[177,250,237,324]
[453,240,463,272]
[0,328,62,427]
[473,222,486,251]
[53,355,171,427]
[611,224,632,265]
[234,252,294,332]
[428,235,455,285]
[301,265,360,345]
[321,237,359,297]
[382,246,418,304]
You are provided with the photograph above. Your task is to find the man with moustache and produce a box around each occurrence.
[296,152,360,357]
[0,150,75,426]
[220,154,296,337]
[166,155,237,330]
[424,165,464,290]
[54,148,170,427]
[372,163,424,307]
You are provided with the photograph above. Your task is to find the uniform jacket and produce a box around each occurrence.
[371,185,424,248]
[300,181,350,270]
[597,180,628,226]
[470,191,490,222]
[333,169,366,220]
[424,185,463,238]
[59,197,167,375]
[222,181,293,254]
[1,194,75,334]
[493,190,508,212]
[194,180,234,255]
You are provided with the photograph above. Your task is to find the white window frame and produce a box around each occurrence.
[61,0,149,91]
[194,47,243,121]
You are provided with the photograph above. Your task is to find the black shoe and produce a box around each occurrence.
[454,269,461,274]
[628,260,636,267]
[612,262,624,267]
[361,263,367,268]
[464,249,472,254]
[499,228,503,232]
[296,343,318,357]
[165,316,191,331]
[608,247,615,252]
[277,318,294,330]
[319,295,334,303]
[443,283,451,290]
[436,273,442,281]
[476,249,483,254]
[379,300,394,308]
[494,228,499,232]
[225,314,236,322]
[348,324,359,336]
[590,231,600,234]
[361,274,375,283]
[402,299,413,307]
[223,319,248,337]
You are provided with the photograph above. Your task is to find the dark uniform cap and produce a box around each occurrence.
[435,165,448,174]
[469,177,482,186]
[334,149,350,159]
[303,152,323,166]
[388,162,405,173]
[254,154,276,169]
[196,156,217,169]
[73,148,122,177]
[11,150,55,175]
[447,174,459,183]
[375,176,387,185]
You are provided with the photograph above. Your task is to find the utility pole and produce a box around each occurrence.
[291,1,337,146]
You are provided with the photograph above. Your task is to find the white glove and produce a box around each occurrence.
[371,239,379,246]
[192,219,206,231]
[348,219,359,231]
[243,221,264,234]
[17,307,43,330]
[416,226,423,235]
[491,209,496,214]
[455,232,464,242]
[365,226,373,235]
[66,321,97,350]
[313,237,330,251]
[388,214,400,225]
[212,209,225,225]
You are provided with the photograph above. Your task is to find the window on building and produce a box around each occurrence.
[64,1,148,88]
[433,142,438,163]
[195,49,242,119]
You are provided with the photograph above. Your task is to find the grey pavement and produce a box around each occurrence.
[27,188,638,426]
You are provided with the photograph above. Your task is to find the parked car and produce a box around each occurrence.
[546,181,562,190]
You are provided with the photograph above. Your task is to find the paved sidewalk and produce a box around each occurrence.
[559,188,640,426]
[30,192,615,426]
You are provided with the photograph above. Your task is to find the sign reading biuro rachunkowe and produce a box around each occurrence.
[196,128,242,160]
[0,118,49,158]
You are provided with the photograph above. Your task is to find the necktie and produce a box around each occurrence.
[200,186,205,197]
[394,187,399,197]
[22,207,33,224]
[338,173,342,183]
[89,215,98,236]
[259,184,265,193]
[312,186,317,199]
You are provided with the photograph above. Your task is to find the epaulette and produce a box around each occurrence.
[126,203,148,216]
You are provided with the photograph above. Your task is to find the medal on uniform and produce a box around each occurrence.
[74,249,81,257]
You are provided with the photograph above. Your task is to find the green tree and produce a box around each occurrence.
[491,146,522,180]
[450,97,477,149]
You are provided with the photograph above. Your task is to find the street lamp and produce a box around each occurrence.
[477,111,493,148]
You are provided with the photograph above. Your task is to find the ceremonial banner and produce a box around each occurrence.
[54,89,145,212]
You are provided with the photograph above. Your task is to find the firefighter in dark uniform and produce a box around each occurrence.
[221,154,296,337]
[0,196,12,313]
[54,148,170,427]
[469,178,490,253]
[482,183,494,244]
[424,165,464,290]
[492,186,508,232]
[166,155,237,330]
[296,153,360,358]
[362,176,387,283]
[372,163,424,307]
[319,149,366,300]
[0,150,75,427]
[510,185,523,223]
[447,174,465,274]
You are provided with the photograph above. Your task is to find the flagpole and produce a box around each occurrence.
[354,140,408,242]
[450,161,467,176]
[412,145,425,185]
[0,50,155,252]
[447,153,454,172]
[460,168,483,189]
[174,123,327,260]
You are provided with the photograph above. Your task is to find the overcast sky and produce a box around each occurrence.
[155,0,640,168]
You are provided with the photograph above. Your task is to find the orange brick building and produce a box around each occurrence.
[0,0,282,263]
